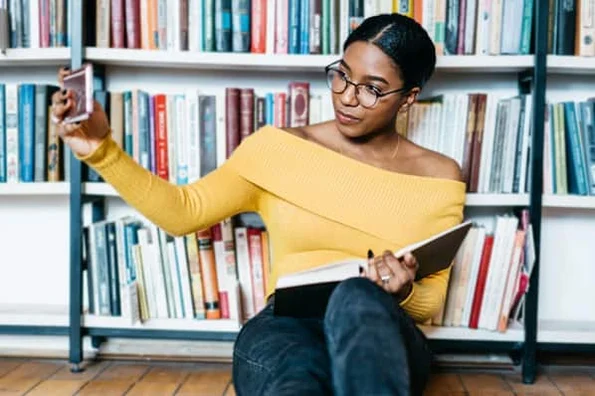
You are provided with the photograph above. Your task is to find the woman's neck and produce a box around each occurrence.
[339,124,402,161]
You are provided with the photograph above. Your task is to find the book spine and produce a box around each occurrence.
[232,0,250,52]
[239,88,255,140]
[197,228,221,319]
[250,0,266,53]
[275,0,289,53]
[111,0,125,48]
[199,95,218,176]
[288,82,310,127]
[225,88,240,157]
[288,0,300,53]
[34,85,48,182]
[215,0,231,51]
[19,84,35,183]
[124,0,140,48]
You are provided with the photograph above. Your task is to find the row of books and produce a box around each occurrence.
[86,0,535,56]
[84,215,270,323]
[544,100,595,196]
[401,93,533,194]
[87,82,330,184]
[432,209,535,332]
[548,0,595,56]
[85,207,536,333]
[0,83,65,183]
[1,0,71,48]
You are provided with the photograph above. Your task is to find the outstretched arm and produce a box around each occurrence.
[80,135,260,236]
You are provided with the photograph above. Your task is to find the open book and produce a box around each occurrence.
[273,220,473,318]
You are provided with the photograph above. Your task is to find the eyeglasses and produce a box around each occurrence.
[324,60,408,108]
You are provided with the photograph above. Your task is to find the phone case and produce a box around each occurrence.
[63,63,94,124]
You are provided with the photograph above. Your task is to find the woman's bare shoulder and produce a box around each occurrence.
[278,122,336,143]
[403,140,463,182]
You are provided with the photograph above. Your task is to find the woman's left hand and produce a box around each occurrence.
[366,250,418,301]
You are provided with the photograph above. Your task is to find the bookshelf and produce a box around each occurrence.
[84,47,535,73]
[6,0,590,387]
[0,48,70,66]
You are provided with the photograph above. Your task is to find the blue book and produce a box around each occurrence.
[563,102,589,195]
[265,93,275,125]
[18,84,35,183]
[299,0,310,54]
[288,0,300,54]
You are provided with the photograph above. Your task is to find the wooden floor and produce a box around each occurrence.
[0,357,594,395]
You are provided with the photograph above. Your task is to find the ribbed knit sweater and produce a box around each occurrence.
[80,125,466,323]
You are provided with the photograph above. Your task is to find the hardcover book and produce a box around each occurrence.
[273,220,474,318]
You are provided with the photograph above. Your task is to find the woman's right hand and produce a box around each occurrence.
[50,67,111,157]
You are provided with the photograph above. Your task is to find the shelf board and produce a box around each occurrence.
[547,55,595,74]
[83,314,524,343]
[419,324,524,342]
[0,182,70,195]
[85,48,533,73]
[83,315,242,332]
[543,194,595,209]
[83,182,117,196]
[538,319,595,344]
[0,47,70,66]
[465,193,529,207]
[85,182,530,207]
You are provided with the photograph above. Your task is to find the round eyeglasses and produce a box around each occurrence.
[324,61,408,108]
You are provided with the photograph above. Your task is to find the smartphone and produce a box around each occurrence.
[62,63,94,124]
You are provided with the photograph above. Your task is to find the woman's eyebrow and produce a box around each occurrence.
[339,59,389,85]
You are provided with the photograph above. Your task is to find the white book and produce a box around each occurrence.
[5,84,18,183]
[275,221,473,319]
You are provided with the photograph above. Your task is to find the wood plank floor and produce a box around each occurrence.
[0,357,593,395]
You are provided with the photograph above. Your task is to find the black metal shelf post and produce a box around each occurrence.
[522,0,549,384]
[68,0,84,373]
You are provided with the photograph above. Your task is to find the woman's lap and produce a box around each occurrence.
[232,278,432,396]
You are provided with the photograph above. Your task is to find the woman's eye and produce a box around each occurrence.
[365,85,382,95]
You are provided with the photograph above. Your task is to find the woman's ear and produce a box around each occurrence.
[399,87,420,113]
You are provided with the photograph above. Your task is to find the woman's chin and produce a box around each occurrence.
[335,120,368,139]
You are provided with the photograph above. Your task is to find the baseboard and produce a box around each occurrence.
[0,335,234,362]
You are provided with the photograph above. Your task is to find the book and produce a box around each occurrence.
[273,220,474,318]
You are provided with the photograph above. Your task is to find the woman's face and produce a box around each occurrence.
[330,41,410,139]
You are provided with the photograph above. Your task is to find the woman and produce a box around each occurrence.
[52,13,465,396]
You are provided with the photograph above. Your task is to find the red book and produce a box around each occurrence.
[274,92,287,127]
[250,0,267,53]
[225,88,241,157]
[240,88,255,140]
[247,228,266,313]
[288,82,310,127]
[111,0,126,48]
[153,94,169,180]
[469,235,495,329]
[124,0,140,49]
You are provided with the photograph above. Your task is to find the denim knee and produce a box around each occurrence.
[325,277,391,324]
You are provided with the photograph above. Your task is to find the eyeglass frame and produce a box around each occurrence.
[324,60,410,108]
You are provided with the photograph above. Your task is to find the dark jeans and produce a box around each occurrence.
[232,277,433,396]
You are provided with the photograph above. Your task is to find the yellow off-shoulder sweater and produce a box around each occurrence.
[80,125,466,323]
